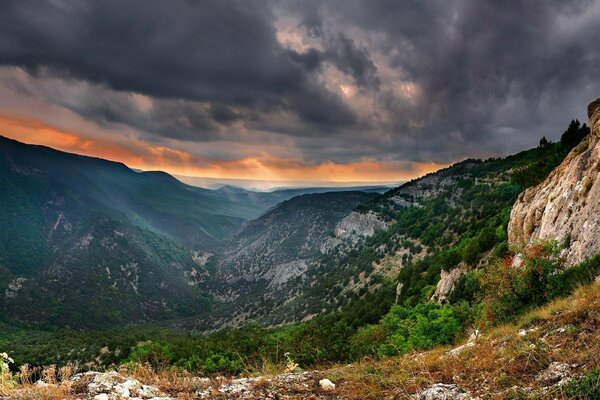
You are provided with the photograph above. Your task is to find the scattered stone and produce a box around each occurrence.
[448,330,480,356]
[536,362,575,386]
[71,371,169,399]
[319,378,336,391]
[414,383,474,399]
[517,327,539,337]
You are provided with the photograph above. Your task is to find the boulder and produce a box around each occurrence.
[319,378,336,391]
[536,362,575,386]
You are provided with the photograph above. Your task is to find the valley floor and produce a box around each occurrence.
[3,280,599,399]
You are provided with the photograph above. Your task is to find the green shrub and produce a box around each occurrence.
[376,303,461,357]
[480,241,562,323]
[562,368,600,399]
[126,342,174,371]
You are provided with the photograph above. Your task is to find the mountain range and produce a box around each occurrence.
[1,101,598,332]
[0,136,383,328]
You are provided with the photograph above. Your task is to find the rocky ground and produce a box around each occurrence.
[4,279,598,400]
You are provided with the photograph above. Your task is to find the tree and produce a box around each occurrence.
[560,119,590,149]
[539,136,550,148]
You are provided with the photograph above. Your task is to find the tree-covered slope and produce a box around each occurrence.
[0,137,228,328]
[199,191,377,327]
[0,136,265,251]
[218,140,576,327]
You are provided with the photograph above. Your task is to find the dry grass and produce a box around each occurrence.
[6,364,78,399]
[2,281,598,399]
[330,280,600,399]
[124,363,211,396]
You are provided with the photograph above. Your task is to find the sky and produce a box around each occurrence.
[0,0,599,189]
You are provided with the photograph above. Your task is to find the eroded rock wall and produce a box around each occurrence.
[508,99,600,265]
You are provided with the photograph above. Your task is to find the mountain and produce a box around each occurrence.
[211,185,389,214]
[0,136,264,327]
[0,105,589,330]
[3,102,600,400]
[0,136,270,251]
[509,98,600,265]
[199,140,575,327]
[200,191,377,327]
[0,136,382,329]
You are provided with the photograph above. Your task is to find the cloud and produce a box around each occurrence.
[0,0,599,180]
[0,0,356,136]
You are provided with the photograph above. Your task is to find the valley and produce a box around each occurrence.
[1,100,600,399]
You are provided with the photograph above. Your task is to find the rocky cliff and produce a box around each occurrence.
[508,99,600,265]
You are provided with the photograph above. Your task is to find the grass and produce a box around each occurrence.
[2,280,599,399]
[328,279,600,399]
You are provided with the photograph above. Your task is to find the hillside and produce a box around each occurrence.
[3,279,599,399]
[0,137,233,328]
[0,136,382,329]
[210,140,573,327]
[2,101,600,400]
[509,98,600,265]
[203,191,377,327]
[0,136,268,251]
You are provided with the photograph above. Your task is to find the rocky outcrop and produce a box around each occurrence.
[71,371,169,399]
[334,211,387,239]
[589,98,600,135]
[320,211,388,254]
[508,99,600,266]
[431,266,465,303]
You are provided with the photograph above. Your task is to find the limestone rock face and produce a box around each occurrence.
[508,99,600,266]
[431,266,465,303]
[334,211,387,239]
[589,98,600,135]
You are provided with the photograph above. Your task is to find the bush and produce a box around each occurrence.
[480,242,562,323]
[349,324,387,359]
[376,303,461,357]
[0,352,16,393]
[126,342,174,371]
[480,242,600,325]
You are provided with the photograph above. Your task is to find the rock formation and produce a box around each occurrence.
[430,266,465,303]
[508,99,600,265]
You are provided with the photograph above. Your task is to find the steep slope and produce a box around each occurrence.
[0,172,210,328]
[0,136,264,250]
[193,140,570,328]
[202,191,377,326]
[508,99,600,265]
[0,136,266,328]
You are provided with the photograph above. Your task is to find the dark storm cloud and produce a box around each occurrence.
[322,0,600,159]
[0,0,356,138]
[0,0,599,164]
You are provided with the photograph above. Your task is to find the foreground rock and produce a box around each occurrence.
[414,383,475,400]
[536,362,575,387]
[508,98,600,265]
[23,370,338,400]
[71,372,170,400]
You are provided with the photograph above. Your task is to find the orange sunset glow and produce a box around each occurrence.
[0,114,446,185]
